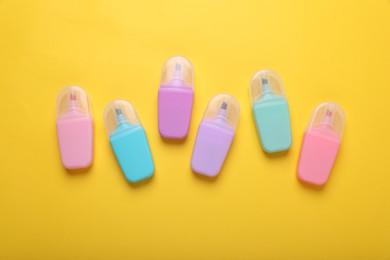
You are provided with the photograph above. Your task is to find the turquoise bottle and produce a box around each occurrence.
[103,100,154,182]
[250,69,292,153]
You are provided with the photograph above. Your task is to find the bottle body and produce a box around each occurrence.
[191,121,234,177]
[57,113,94,169]
[110,126,154,182]
[297,126,341,185]
[253,96,292,153]
[158,86,194,139]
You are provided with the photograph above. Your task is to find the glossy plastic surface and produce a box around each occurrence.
[191,94,240,177]
[250,69,292,153]
[104,100,154,183]
[297,102,346,186]
[56,86,93,169]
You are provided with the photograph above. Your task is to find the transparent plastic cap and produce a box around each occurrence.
[56,86,92,118]
[250,69,285,103]
[308,102,346,137]
[103,99,142,135]
[203,94,240,130]
[160,56,194,88]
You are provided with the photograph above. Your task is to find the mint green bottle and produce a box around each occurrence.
[250,69,292,153]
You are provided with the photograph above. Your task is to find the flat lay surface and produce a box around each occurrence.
[0,0,389,259]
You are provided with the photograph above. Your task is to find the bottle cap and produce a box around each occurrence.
[307,102,346,138]
[250,69,285,103]
[160,56,194,88]
[103,99,142,136]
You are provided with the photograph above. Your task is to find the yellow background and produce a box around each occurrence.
[0,0,389,259]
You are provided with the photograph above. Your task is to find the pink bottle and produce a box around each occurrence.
[56,86,94,169]
[158,56,194,139]
[297,102,346,186]
[191,94,240,177]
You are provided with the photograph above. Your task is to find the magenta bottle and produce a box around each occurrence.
[191,94,240,177]
[158,56,194,139]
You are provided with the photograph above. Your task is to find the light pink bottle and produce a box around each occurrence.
[56,86,94,169]
[191,94,240,177]
[297,102,345,186]
[158,56,194,139]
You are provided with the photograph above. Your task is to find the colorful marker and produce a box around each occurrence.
[56,86,94,169]
[191,94,240,177]
[104,100,154,182]
[158,56,194,139]
[297,102,346,186]
[250,69,292,153]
